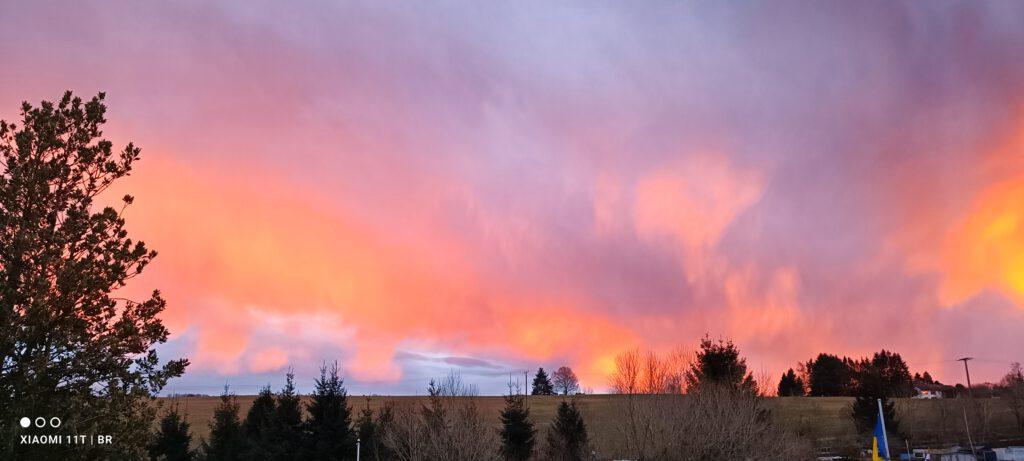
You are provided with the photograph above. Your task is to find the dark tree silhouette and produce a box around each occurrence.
[149,404,194,461]
[850,365,900,439]
[552,366,580,396]
[305,362,355,461]
[499,390,536,461]
[1000,363,1024,432]
[777,368,806,397]
[0,91,188,459]
[273,370,305,461]
[202,388,247,461]
[685,335,756,393]
[807,353,854,396]
[242,385,277,460]
[544,400,590,461]
[356,405,394,461]
[870,350,913,397]
[532,367,554,395]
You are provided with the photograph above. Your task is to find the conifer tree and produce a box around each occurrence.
[544,400,589,461]
[305,362,355,460]
[0,91,188,459]
[355,407,376,461]
[242,385,277,460]
[685,335,756,394]
[355,404,395,461]
[777,369,806,397]
[851,366,900,439]
[273,370,305,461]
[202,387,246,461]
[531,368,554,395]
[499,390,536,461]
[149,404,194,461]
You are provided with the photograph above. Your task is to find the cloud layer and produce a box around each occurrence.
[2,1,1024,393]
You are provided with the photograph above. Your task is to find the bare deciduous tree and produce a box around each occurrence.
[553,366,580,396]
[610,348,813,460]
[379,372,498,461]
[1002,362,1024,432]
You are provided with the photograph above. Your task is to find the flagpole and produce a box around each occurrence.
[877,399,890,460]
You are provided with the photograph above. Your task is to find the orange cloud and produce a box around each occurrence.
[106,154,639,384]
[943,175,1024,306]
[633,152,763,283]
[940,118,1024,307]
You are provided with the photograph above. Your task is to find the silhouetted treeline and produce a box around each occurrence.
[150,368,591,461]
[788,349,915,398]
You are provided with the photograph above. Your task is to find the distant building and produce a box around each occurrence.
[911,381,954,399]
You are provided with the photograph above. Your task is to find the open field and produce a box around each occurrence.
[160,394,1024,458]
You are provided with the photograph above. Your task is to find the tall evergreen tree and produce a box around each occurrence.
[242,385,277,460]
[499,391,536,461]
[777,369,805,397]
[871,350,913,397]
[850,366,900,439]
[532,368,554,395]
[0,91,188,459]
[807,353,854,396]
[305,362,356,461]
[202,387,246,461]
[149,404,194,461]
[273,370,305,461]
[544,401,589,461]
[685,335,756,393]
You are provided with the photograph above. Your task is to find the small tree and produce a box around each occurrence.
[552,367,580,395]
[544,400,590,461]
[203,387,247,461]
[305,362,356,461]
[149,404,194,461]
[685,335,755,394]
[356,405,393,461]
[777,369,805,397]
[273,370,305,461]
[499,385,536,461]
[242,385,277,460]
[532,368,554,395]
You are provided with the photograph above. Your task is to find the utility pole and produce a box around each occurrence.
[957,357,973,398]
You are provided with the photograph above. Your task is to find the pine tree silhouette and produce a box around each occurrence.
[499,391,536,461]
[531,368,554,395]
[305,362,355,460]
[202,387,246,461]
[149,404,194,461]
[544,400,589,461]
[273,370,305,461]
[242,385,277,460]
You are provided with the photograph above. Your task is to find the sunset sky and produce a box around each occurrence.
[2,1,1024,395]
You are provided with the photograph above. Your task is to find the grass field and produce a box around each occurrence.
[162,394,1024,458]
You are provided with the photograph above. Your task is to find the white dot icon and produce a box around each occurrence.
[19,417,30,428]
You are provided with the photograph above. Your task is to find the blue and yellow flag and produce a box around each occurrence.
[871,409,889,461]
